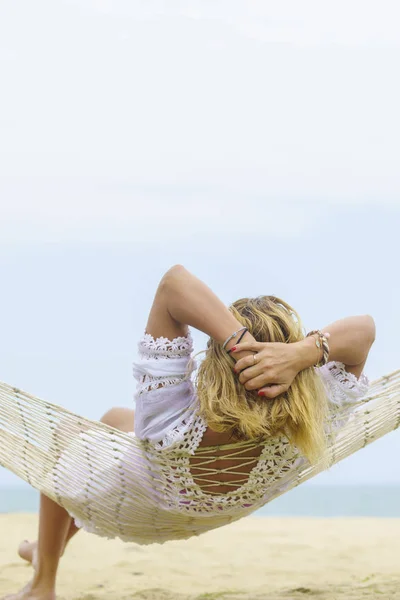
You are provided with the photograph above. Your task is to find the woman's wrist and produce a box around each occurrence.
[225,330,258,362]
[293,337,321,372]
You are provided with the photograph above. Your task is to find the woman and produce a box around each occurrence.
[5,265,374,600]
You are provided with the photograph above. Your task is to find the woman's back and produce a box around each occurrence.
[193,428,263,495]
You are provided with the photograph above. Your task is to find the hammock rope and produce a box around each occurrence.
[0,370,400,542]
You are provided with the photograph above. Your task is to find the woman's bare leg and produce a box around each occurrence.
[7,407,134,600]
[3,494,71,600]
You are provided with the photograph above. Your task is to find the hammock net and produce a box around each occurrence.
[0,370,399,542]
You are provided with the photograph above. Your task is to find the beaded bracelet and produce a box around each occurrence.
[226,327,248,354]
[306,330,330,367]
[222,327,247,351]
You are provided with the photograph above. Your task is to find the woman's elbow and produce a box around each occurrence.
[159,264,187,290]
[166,264,187,277]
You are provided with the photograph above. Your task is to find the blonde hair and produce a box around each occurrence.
[195,296,328,463]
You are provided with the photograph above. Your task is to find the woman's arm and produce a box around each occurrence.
[232,315,376,397]
[145,265,256,360]
[296,315,376,377]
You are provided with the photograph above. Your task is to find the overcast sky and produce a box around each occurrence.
[0,1,399,488]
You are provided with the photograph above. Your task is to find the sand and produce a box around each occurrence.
[1,515,399,600]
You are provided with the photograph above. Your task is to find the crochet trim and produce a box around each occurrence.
[325,361,369,391]
[139,332,193,359]
[318,361,369,408]
[135,376,186,395]
[135,331,195,394]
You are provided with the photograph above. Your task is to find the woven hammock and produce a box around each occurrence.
[1,370,400,543]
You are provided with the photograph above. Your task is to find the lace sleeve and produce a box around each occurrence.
[317,361,369,408]
[132,330,202,448]
[132,331,195,395]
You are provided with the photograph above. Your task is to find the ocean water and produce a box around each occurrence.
[257,485,400,517]
[1,485,400,517]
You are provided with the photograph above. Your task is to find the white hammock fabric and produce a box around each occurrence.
[0,370,400,544]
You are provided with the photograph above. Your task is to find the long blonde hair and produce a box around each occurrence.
[195,296,328,463]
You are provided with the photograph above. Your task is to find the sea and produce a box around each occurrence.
[1,485,400,517]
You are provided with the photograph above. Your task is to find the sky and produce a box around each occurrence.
[0,1,399,488]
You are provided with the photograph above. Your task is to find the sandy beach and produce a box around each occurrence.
[1,515,399,599]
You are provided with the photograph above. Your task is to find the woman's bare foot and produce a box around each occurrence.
[18,541,38,570]
[2,579,55,600]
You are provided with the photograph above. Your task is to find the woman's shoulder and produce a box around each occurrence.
[317,361,369,406]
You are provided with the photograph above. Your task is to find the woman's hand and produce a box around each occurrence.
[231,340,314,398]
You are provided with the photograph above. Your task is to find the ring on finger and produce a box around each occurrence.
[253,353,258,365]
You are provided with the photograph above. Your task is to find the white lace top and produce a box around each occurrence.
[60,329,370,546]
[131,330,369,519]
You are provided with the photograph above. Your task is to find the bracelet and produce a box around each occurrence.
[226,328,248,354]
[222,327,247,351]
[306,330,330,367]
